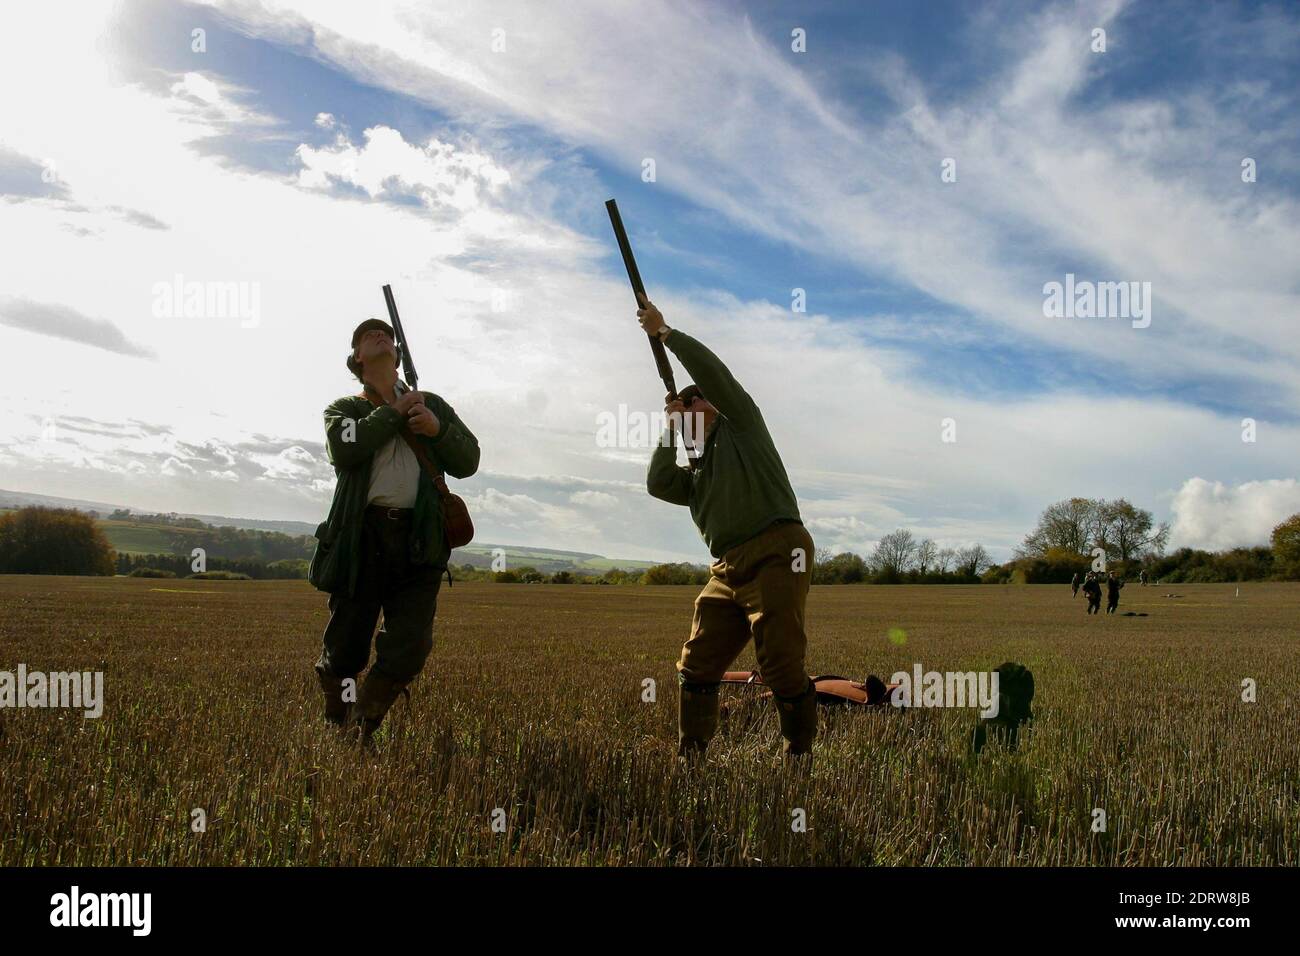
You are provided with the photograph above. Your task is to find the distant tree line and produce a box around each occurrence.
[3,503,1298,585]
[117,552,309,580]
[107,509,208,529]
[989,501,1300,583]
[106,509,314,561]
[449,563,699,585]
[272,506,1300,587]
[812,531,994,584]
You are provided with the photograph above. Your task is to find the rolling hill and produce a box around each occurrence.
[0,488,659,572]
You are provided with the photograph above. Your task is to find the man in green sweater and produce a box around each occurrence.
[309,318,480,745]
[639,296,818,759]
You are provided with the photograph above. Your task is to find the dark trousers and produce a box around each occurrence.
[316,508,442,683]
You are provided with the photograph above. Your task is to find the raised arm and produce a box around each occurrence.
[634,297,759,427]
[647,428,692,505]
[662,330,759,427]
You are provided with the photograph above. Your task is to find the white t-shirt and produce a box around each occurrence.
[366,382,421,508]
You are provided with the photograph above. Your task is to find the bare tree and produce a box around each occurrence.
[1102,498,1169,561]
[955,543,993,577]
[915,538,938,574]
[1018,497,1094,557]
[1087,500,1116,560]
[1020,497,1167,562]
[935,547,957,573]
[872,529,917,575]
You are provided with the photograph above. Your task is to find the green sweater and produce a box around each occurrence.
[308,392,480,596]
[646,331,801,558]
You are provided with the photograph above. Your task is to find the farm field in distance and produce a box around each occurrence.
[1,576,1296,866]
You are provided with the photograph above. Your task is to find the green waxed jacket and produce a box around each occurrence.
[308,392,480,596]
[646,330,801,559]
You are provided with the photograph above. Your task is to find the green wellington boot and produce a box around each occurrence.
[678,681,721,757]
[774,679,817,758]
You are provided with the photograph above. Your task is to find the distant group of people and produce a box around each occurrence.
[1071,570,1124,614]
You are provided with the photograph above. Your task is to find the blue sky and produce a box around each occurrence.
[1,0,1298,562]
[119,0,1297,415]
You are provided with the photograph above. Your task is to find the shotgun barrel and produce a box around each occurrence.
[605,199,678,401]
[382,283,419,391]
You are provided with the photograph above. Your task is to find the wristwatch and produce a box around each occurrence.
[656,325,673,342]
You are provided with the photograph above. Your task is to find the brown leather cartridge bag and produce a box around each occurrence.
[398,429,474,549]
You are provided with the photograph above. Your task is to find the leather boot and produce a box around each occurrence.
[774,678,817,758]
[678,681,720,757]
[316,668,352,726]
[347,670,409,746]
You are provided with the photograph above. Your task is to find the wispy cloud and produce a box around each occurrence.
[0,144,69,201]
[107,206,169,230]
[0,297,156,359]
[203,0,1299,410]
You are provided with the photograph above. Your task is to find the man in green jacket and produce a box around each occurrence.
[309,317,480,744]
[639,296,818,759]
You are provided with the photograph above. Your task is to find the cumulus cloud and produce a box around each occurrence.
[295,126,510,214]
[255,445,325,481]
[160,456,197,476]
[1168,478,1300,551]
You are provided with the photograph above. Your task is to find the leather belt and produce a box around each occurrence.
[366,504,414,521]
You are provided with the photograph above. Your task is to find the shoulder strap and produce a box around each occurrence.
[399,427,451,496]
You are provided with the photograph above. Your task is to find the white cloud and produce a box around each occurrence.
[570,490,619,509]
[1168,478,1300,551]
[296,126,510,211]
[171,71,222,106]
[167,70,281,131]
[160,457,197,477]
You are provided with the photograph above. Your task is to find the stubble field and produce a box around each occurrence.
[1,576,1296,866]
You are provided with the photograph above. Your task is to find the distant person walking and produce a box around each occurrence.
[1082,572,1102,615]
[1138,569,1148,586]
[1106,574,1124,614]
[1070,571,1080,597]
